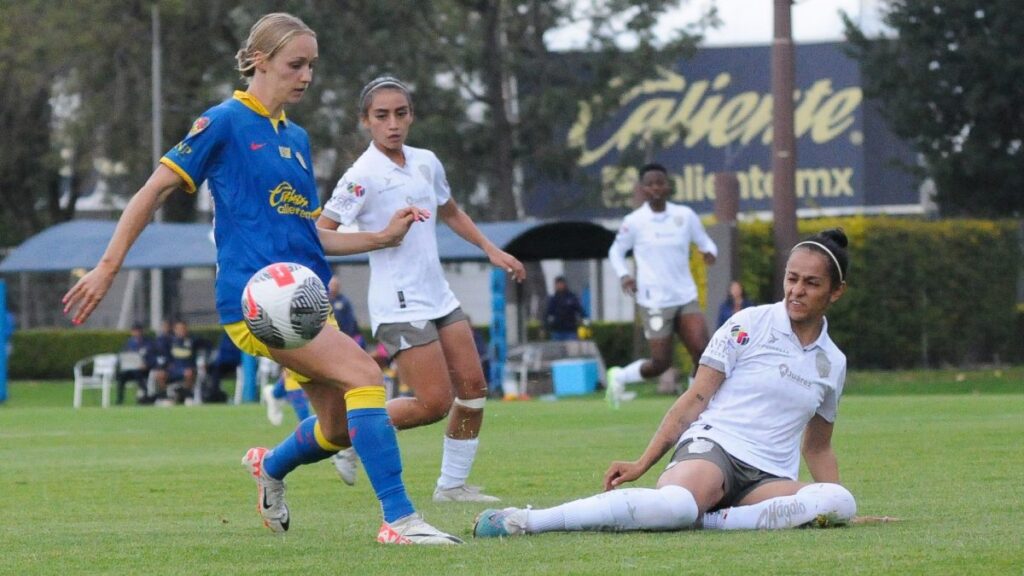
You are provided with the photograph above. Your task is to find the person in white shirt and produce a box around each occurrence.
[474,229,857,537]
[318,76,526,503]
[606,163,719,405]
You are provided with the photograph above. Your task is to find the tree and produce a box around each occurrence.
[844,0,1024,217]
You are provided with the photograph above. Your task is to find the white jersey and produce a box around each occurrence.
[682,302,847,479]
[608,202,717,308]
[322,143,459,333]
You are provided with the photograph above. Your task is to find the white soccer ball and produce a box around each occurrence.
[242,262,330,350]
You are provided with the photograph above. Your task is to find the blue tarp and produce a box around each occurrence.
[0,218,615,273]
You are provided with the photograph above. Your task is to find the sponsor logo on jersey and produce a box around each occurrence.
[347,182,365,197]
[269,181,317,219]
[173,142,192,155]
[188,116,210,136]
[730,324,750,345]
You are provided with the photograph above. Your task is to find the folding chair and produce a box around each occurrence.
[73,353,119,408]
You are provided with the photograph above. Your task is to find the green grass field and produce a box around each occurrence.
[1,370,1022,576]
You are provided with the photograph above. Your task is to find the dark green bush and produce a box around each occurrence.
[10,326,227,380]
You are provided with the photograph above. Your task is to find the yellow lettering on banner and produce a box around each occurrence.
[570,70,863,168]
[605,164,858,209]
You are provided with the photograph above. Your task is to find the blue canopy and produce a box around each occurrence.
[0,218,615,273]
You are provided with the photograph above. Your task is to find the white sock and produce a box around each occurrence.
[619,359,646,385]
[526,486,698,533]
[701,483,856,530]
[436,436,479,490]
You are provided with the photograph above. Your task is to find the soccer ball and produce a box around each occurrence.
[242,262,330,349]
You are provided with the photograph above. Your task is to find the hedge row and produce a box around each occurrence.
[6,217,1021,378]
[730,217,1022,368]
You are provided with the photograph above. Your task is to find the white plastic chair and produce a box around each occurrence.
[73,353,119,408]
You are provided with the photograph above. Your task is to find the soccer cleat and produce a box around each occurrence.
[605,367,624,409]
[332,447,358,486]
[473,507,528,538]
[262,384,284,426]
[241,447,290,533]
[433,484,501,503]
[377,513,464,545]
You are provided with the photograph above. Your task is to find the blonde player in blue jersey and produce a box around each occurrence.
[318,76,526,503]
[476,230,857,537]
[61,13,460,545]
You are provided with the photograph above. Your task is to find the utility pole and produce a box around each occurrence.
[149,3,164,331]
[771,0,799,299]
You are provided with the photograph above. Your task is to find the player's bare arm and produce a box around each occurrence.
[438,199,526,282]
[316,207,428,255]
[62,165,182,324]
[801,414,840,483]
[604,366,725,490]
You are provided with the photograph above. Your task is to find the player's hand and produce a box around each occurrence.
[61,264,117,325]
[603,460,646,491]
[381,206,431,247]
[703,252,717,266]
[620,275,637,296]
[488,249,526,283]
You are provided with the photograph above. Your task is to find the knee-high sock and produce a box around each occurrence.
[346,386,415,523]
[262,416,337,479]
[286,389,310,421]
[526,486,698,533]
[437,436,479,490]
[701,483,856,530]
[619,359,646,385]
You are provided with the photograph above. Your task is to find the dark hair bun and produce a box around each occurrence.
[820,228,848,249]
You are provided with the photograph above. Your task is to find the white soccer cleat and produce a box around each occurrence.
[433,484,501,503]
[262,384,284,426]
[376,513,464,545]
[241,447,290,533]
[332,447,359,486]
[473,507,528,538]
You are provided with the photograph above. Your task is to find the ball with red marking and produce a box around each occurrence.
[242,262,330,349]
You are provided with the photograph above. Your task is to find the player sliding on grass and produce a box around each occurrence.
[318,76,526,503]
[476,229,857,536]
[62,12,460,545]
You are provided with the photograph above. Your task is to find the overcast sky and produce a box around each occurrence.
[547,0,887,49]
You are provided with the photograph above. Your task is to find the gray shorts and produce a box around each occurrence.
[639,300,702,339]
[667,437,786,510]
[375,307,468,358]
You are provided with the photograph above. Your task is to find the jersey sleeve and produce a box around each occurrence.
[699,307,754,377]
[431,153,452,206]
[687,208,718,257]
[608,216,636,278]
[160,109,229,194]
[322,170,370,227]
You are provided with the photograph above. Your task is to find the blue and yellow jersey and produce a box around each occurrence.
[161,91,331,324]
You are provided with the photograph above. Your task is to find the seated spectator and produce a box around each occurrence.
[154,319,197,405]
[117,322,157,405]
[204,333,241,403]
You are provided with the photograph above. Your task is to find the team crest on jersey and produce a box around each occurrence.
[188,116,210,136]
[815,350,831,378]
[730,324,750,345]
[346,182,365,197]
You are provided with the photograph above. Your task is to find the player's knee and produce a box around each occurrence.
[417,389,454,423]
[801,483,856,523]
[658,485,699,528]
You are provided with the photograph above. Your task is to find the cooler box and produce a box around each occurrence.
[551,359,599,396]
